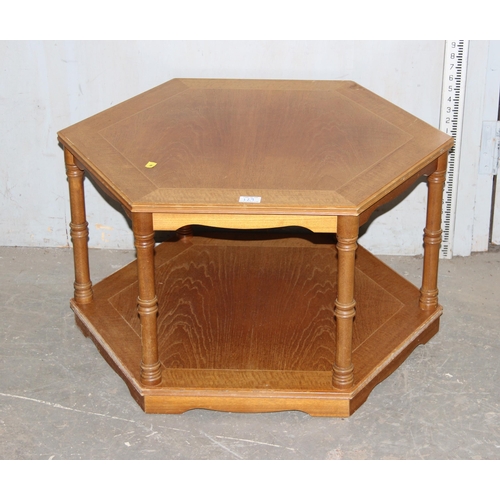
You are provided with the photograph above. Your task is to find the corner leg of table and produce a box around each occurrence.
[65,148,93,305]
[333,215,358,389]
[420,152,447,311]
[133,212,162,386]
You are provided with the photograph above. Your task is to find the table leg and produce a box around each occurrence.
[176,225,194,240]
[420,152,447,311]
[333,215,358,389]
[133,212,162,386]
[65,149,93,305]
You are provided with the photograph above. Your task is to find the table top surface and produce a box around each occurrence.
[58,79,453,216]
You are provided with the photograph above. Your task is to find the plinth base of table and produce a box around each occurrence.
[71,232,442,417]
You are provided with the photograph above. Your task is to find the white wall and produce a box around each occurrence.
[453,41,500,255]
[0,40,446,253]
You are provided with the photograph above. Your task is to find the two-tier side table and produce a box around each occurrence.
[58,79,453,417]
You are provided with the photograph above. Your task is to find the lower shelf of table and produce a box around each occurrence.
[71,231,442,417]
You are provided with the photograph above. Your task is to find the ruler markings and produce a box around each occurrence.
[439,40,469,258]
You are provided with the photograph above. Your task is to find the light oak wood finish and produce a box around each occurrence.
[71,234,442,416]
[132,213,162,386]
[153,213,338,233]
[332,216,358,389]
[58,78,453,416]
[59,79,453,218]
[420,153,447,311]
[64,149,93,305]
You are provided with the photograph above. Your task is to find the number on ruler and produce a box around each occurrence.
[439,40,468,258]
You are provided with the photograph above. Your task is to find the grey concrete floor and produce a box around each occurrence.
[1,244,499,460]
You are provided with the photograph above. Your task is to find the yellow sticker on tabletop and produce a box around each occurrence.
[145,162,157,169]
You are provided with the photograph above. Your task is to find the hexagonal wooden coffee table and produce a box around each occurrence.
[58,79,453,416]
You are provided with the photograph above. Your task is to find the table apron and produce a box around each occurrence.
[152,213,338,233]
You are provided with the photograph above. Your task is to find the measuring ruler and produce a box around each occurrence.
[439,40,469,258]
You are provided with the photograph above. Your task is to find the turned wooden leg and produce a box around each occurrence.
[176,225,194,240]
[333,215,358,389]
[65,148,93,305]
[420,153,447,311]
[133,212,162,386]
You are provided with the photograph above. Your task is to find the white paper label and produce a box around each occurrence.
[239,196,261,203]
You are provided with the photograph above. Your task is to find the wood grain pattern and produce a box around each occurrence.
[71,232,441,415]
[98,88,411,192]
[107,233,404,372]
[110,234,338,372]
[60,78,452,416]
[58,79,453,219]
